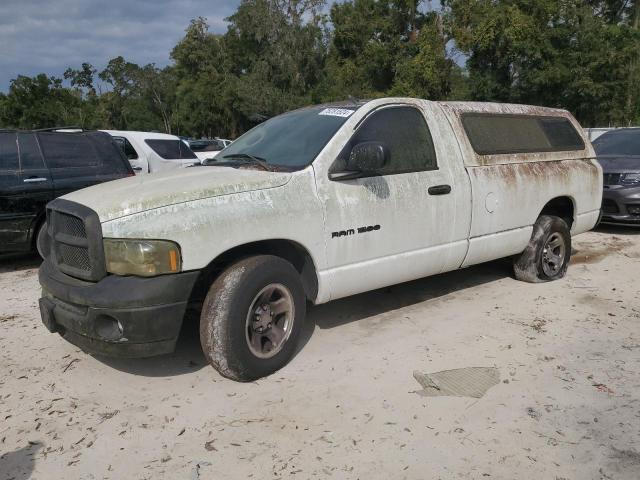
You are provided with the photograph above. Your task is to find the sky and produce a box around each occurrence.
[0,0,240,92]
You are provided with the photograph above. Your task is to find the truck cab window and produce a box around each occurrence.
[0,132,19,171]
[338,106,438,176]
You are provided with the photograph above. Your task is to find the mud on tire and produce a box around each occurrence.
[199,255,306,382]
[513,215,571,283]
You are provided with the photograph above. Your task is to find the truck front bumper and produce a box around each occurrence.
[38,259,199,358]
[601,185,640,225]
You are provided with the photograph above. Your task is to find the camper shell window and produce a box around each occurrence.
[462,114,585,156]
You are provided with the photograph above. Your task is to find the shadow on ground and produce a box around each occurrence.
[93,259,514,378]
[594,224,640,235]
[0,253,41,273]
[0,443,42,480]
[307,258,513,332]
[94,313,207,377]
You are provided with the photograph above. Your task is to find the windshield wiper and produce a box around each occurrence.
[218,153,273,171]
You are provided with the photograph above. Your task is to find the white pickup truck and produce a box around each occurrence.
[38,98,602,381]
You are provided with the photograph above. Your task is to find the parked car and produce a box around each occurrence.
[217,138,233,148]
[188,139,225,162]
[594,128,640,225]
[585,127,615,142]
[103,130,200,174]
[0,128,133,256]
[38,99,601,381]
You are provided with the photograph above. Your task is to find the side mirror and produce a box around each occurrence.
[347,142,388,173]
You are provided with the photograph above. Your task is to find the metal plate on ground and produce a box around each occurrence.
[413,367,500,398]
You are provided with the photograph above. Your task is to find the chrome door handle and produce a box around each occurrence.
[23,177,48,183]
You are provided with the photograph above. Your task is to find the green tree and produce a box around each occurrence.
[171,2,328,138]
[390,17,457,99]
[134,65,178,134]
[64,63,98,96]
[224,0,328,124]
[443,0,640,126]
[98,56,142,129]
[63,63,100,128]
[323,0,456,101]
[0,92,8,126]
[171,18,237,137]
[1,74,80,129]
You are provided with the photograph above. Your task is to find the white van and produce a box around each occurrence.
[103,130,199,174]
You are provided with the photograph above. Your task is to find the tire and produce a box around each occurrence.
[513,215,571,283]
[35,222,49,259]
[200,255,306,382]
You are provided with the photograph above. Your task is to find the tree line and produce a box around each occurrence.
[0,0,638,138]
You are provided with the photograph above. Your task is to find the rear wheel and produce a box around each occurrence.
[199,255,306,381]
[513,215,571,283]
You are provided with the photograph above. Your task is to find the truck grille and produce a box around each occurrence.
[602,198,619,214]
[56,212,87,238]
[46,199,106,282]
[58,243,92,271]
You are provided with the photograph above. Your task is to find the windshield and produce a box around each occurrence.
[213,106,357,169]
[593,129,640,156]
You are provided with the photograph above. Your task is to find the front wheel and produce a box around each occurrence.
[200,255,306,381]
[513,215,571,283]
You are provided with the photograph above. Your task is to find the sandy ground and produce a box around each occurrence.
[1,226,639,480]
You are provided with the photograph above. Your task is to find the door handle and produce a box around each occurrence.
[23,177,48,183]
[428,184,452,195]
[132,167,142,171]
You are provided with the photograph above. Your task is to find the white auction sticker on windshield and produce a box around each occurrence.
[319,108,354,118]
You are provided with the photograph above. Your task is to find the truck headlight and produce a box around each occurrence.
[104,239,181,277]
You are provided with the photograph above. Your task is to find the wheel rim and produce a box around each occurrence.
[245,283,295,359]
[542,232,566,277]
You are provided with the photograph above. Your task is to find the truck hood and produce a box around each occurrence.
[62,166,292,222]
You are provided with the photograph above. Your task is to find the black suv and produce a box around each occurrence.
[0,129,134,256]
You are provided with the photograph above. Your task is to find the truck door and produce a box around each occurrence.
[0,132,53,251]
[316,102,471,301]
[0,132,26,249]
[17,132,53,242]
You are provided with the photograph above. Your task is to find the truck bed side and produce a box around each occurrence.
[439,102,603,268]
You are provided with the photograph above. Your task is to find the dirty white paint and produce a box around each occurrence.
[65,166,292,222]
[63,98,602,304]
[313,98,472,301]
